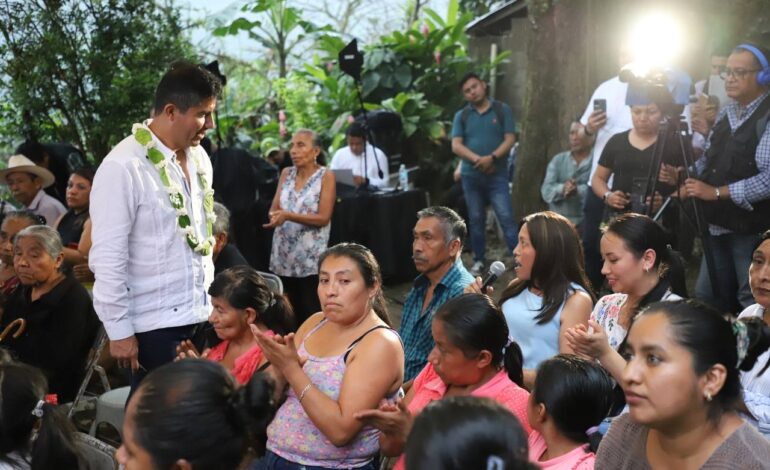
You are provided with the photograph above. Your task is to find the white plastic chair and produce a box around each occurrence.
[256,270,283,294]
[89,386,130,440]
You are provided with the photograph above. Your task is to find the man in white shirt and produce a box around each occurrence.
[330,122,389,188]
[0,154,65,226]
[579,48,634,290]
[89,61,221,391]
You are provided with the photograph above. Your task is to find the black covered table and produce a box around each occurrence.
[329,189,428,283]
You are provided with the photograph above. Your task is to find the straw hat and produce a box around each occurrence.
[0,154,56,188]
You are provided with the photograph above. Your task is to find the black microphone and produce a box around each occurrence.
[481,261,506,292]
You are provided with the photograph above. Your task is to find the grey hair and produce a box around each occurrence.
[416,206,467,248]
[3,210,44,227]
[13,225,63,260]
[212,202,230,236]
[294,128,322,149]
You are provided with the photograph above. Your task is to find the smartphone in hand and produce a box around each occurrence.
[593,98,607,114]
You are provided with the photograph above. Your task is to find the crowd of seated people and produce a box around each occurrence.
[2,40,770,470]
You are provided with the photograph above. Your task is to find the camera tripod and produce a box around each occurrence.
[641,113,719,298]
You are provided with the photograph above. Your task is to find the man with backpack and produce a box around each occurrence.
[451,72,517,275]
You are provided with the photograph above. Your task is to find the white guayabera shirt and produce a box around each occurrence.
[89,121,213,341]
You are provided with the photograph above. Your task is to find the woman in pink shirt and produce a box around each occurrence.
[356,293,531,469]
[177,266,295,384]
[527,355,612,469]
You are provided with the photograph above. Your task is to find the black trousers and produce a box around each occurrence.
[280,275,321,327]
[128,323,202,397]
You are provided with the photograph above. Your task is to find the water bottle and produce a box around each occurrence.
[398,164,409,191]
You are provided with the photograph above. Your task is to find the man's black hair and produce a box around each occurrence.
[346,121,366,139]
[458,72,483,90]
[153,61,223,114]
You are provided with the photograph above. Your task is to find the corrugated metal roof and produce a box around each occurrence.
[465,0,528,36]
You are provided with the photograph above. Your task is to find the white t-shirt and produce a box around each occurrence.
[329,143,389,188]
[580,76,633,184]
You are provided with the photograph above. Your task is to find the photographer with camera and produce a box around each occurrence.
[591,101,675,218]
[679,43,770,313]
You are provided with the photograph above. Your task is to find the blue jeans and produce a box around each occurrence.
[461,170,518,263]
[695,232,759,313]
[250,450,377,470]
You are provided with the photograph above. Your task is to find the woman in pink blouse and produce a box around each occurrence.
[177,266,295,384]
[356,293,531,470]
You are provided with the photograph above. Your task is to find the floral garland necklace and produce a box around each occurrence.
[132,123,216,256]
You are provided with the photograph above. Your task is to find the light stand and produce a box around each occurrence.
[339,39,384,192]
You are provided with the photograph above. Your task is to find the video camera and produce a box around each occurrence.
[620,63,692,116]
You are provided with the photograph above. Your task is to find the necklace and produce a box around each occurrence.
[131,123,216,256]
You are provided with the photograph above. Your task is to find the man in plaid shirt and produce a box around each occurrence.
[681,43,770,312]
[398,206,475,381]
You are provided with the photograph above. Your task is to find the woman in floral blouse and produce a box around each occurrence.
[264,129,335,324]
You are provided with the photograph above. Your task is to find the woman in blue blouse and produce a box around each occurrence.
[467,211,594,389]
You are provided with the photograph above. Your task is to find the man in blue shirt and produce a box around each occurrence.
[399,206,475,381]
[451,72,517,276]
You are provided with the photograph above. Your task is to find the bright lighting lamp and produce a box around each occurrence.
[628,12,684,73]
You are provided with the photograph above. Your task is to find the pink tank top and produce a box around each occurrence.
[266,319,400,468]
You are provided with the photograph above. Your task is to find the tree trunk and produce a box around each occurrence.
[513,2,560,218]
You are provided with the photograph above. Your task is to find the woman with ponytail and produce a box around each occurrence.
[565,213,685,385]
[737,230,770,438]
[355,293,531,470]
[176,266,295,384]
[596,300,770,468]
[117,359,276,470]
[252,243,404,470]
[0,353,83,470]
[527,355,613,469]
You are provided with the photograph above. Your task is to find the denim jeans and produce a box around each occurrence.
[250,450,377,470]
[695,232,759,313]
[461,169,518,263]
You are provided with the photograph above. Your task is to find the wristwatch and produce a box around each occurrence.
[715,187,721,200]
[490,153,498,160]
[603,191,612,202]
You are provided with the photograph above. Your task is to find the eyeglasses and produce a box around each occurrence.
[719,68,762,80]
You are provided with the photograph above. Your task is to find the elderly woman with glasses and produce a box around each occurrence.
[0,225,99,402]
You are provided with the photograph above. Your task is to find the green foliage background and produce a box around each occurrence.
[0,0,193,161]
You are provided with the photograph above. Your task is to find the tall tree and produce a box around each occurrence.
[0,0,193,161]
[214,0,327,78]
